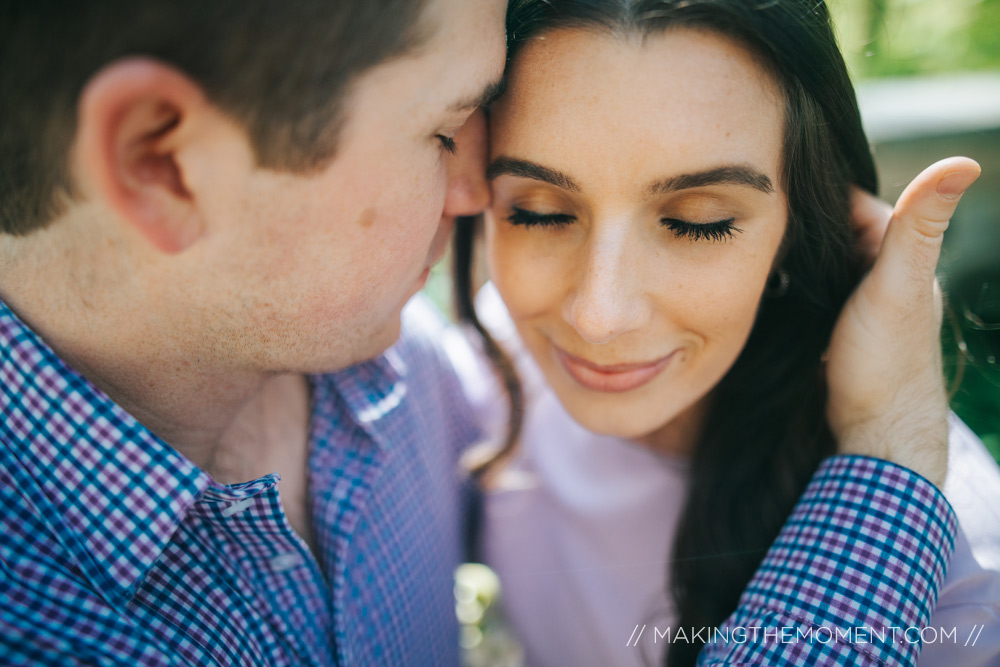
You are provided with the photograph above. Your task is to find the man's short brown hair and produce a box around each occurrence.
[0,0,432,235]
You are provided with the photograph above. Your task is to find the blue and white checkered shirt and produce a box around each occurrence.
[1,295,479,666]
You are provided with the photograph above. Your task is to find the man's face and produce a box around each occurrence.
[190,0,505,373]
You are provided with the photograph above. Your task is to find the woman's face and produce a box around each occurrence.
[486,27,789,453]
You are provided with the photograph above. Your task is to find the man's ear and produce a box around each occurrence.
[75,58,221,254]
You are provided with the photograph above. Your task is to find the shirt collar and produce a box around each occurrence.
[325,346,408,449]
[0,299,211,608]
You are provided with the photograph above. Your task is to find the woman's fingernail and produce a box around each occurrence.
[937,170,981,198]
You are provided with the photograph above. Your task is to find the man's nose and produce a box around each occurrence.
[442,109,490,218]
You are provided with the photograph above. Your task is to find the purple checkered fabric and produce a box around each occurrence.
[0,296,479,666]
[699,456,958,666]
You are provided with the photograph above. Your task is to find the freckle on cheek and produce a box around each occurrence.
[356,207,376,229]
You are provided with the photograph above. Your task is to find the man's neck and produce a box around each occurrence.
[1,271,317,553]
[89,331,318,554]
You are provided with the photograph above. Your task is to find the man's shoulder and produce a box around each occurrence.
[0,463,166,666]
[0,562,150,666]
[0,443,72,579]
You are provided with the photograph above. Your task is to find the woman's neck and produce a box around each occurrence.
[633,394,711,458]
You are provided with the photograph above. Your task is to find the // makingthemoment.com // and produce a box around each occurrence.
[625,624,985,648]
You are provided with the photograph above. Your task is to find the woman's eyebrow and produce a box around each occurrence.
[486,158,774,197]
[486,157,581,192]
[646,165,774,195]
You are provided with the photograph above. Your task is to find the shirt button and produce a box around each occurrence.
[269,552,303,572]
[221,498,255,517]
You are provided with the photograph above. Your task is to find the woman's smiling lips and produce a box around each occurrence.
[554,346,676,393]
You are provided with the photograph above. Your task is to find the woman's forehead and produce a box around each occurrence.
[490,27,785,192]
[504,27,779,111]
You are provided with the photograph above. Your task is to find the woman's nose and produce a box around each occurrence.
[562,226,651,345]
[442,109,490,219]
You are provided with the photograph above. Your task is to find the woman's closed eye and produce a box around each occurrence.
[661,217,742,242]
[507,206,576,228]
[508,205,743,243]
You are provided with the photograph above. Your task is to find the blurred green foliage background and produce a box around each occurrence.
[830,0,1000,77]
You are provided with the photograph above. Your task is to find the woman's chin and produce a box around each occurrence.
[550,383,708,457]
[559,400,672,443]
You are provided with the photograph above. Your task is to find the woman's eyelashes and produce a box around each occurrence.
[661,217,742,242]
[506,206,743,242]
[507,206,576,228]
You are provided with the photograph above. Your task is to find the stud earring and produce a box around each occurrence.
[764,269,790,298]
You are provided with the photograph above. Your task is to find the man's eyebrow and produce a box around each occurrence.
[646,165,775,196]
[486,157,580,192]
[449,78,507,112]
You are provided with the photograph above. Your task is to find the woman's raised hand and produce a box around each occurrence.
[827,157,981,487]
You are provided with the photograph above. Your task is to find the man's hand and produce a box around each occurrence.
[827,157,981,487]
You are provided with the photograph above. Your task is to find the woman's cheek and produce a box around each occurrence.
[489,228,569,326]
